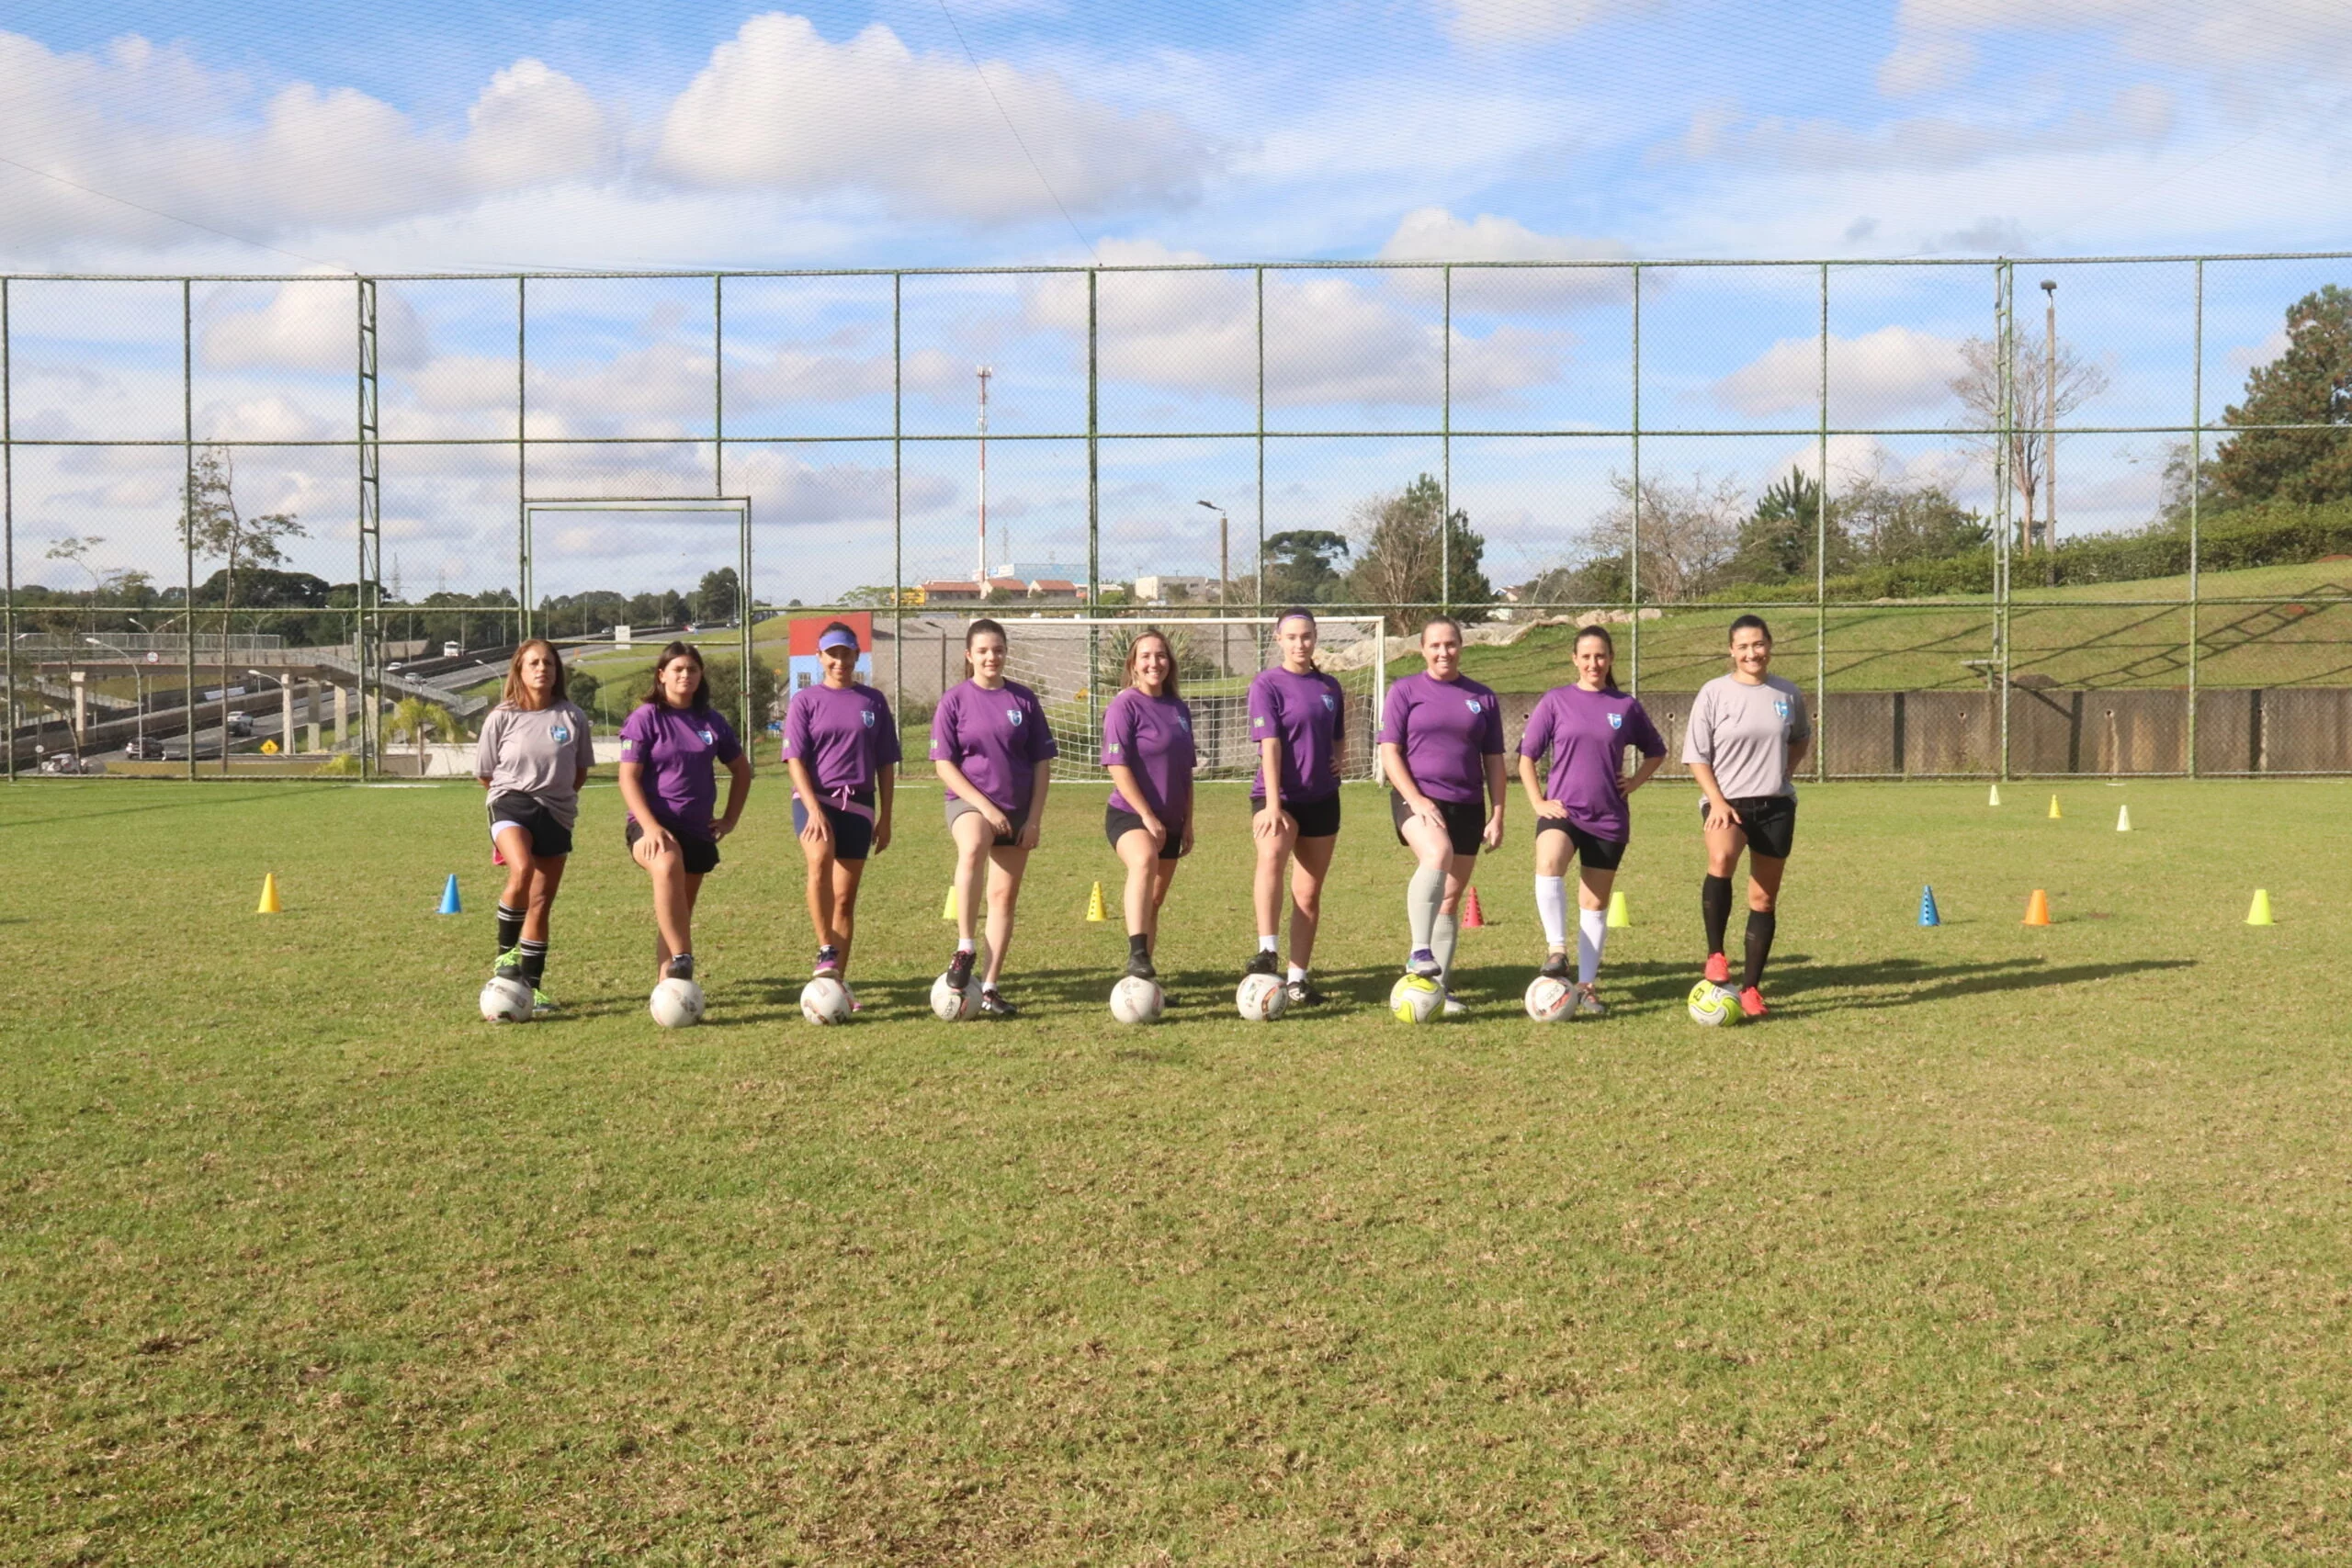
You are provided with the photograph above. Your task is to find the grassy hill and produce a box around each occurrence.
[1404,560,2352,694]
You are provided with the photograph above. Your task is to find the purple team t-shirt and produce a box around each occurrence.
[1517,684,1667,842]
[1102,688,1196,819]
[1247,666,1347,804]
[929,678,1057,813]
[1378,671,1506,806]
[619,702,743,837]
[784,681,900,799]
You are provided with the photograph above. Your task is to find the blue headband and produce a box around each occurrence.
[818,627,859,652]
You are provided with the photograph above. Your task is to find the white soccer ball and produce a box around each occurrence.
[800,976,853,1026]
[1523,975,1574,1022]
[1235,972,1289,1022]
[1687,980,1740,1028]
[1110,976,1165,1024]
[479,976,534,1023]
[1389,973,1445,1024]
[650,976,706,1029]
[931,971,982,1021]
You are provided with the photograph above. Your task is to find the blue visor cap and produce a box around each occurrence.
[818,628,861,652]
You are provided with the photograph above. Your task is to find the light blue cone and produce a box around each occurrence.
[1918,885,1940,927]
[438,874,463,916]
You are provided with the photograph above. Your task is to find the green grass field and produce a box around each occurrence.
[6,778,2349,1563]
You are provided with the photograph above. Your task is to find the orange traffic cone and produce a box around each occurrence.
[2022,888,2052,927]
[1461,885,1486,928]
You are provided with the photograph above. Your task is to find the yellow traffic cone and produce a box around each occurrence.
[941,885,957,920]
[1085,881,1108,922]
[1605,889,1631,929]
[256,873,282,914]
[2116,805,2132,832]
[2245,889,2274,927]
[1988,783,2002,807]
[2047,795,2063,819]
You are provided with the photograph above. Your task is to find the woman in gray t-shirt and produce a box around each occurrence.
[1680,615,1812,1019]
[473,638,595,1016]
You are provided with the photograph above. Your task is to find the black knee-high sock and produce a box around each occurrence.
[1743,909,1777,991]
[496,903,525,954]
[519,939,548,987]
[1701,874,1733,957]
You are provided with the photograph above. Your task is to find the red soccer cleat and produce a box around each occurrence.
[1704,952,1731,985]
[1738,986,1769,1018]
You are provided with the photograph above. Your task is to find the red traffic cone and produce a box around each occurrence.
[1461,885,1487,928]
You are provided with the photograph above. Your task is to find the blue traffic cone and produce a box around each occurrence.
[438,874,463,916]
[1917,885,1940,927]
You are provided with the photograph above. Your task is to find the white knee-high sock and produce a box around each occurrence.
[1535,874,1568,948]
[1432,911,1460,987]
[1407,863,1446,951]
[1577,907,1609,986]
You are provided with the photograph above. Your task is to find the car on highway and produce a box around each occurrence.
[442,641,461,658]
[122,737,167,761]
[226,713,254,738]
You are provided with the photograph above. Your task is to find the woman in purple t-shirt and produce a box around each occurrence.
[1244,609,1349,1007]
[929,618,1057,1018]
[1516,625,1666,1016]
[616,642,753,989]
[1102,629,1195,983]
[1378,615,1508,1011]
[783,621,899,1002]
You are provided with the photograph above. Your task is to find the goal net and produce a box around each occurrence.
[994,615,1388,783]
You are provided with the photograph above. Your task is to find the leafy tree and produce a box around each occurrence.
[1839,470,1988,566]
[1260,529,1351,606]
[386,696,460,776]
[694,568,741,624]
[2213,284,2352,507]
[1726,469,1844,585]
[1342,474,1492,630]
[179,446,305,620]
[1951,333,2109,556]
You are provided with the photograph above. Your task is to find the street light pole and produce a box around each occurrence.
[1198,500,1228,676]
[84,637,146,751]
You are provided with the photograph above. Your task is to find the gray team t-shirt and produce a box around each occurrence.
[475,700,595,827]
[1680,674,1811,800]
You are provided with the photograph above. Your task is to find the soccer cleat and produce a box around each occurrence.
[1738,985,1769,1018]
[978,987,1019,1019]
[1283,978,1328,1008]
[1570,982,1606,1018]
[1408,948,1442,978]
[944,947,976,991]
[1704,951,1731,985]
[494,945,526,982]
[843,982,862,1013]
[1538,950,1571,982]
[1442,990,1469,1017]
[665,954,695,982]
[1125,950,1158,981]
[530,987,558,1019]
[814,945,842,978]
[1243,949,1279,978]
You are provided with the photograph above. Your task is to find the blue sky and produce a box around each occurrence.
[3,1,2348,600]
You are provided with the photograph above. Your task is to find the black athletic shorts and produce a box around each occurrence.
[1702,793,1796,861]
[944,791,1032,847]
[793,792,876,861]
[626,818,721,875]
[1392,789,1486,856]
[1535,815,1628,871]
[1261,792,1341,839]
[1105,804,1188,860]
[486,791,573,859]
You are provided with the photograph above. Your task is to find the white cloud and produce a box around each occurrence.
[203,277,430,371]
[1376,207,1633,309]
[1898,0,2352,76]
[655,13,1216,221]
[1877,32,1975,97]
[1665,88,2175,176]
[1444,0,1657,44]
[1714,326,1966,419]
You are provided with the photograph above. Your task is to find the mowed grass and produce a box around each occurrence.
[4,778,2350,1564]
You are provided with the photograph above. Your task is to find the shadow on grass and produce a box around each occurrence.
[1440,953,2196,1017]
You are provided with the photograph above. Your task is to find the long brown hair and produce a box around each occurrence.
[1125,627,1181,698]
[963,617,1008,680]
[640,641,710,710]
[501,637,569,710]
[1574,624,1623,694]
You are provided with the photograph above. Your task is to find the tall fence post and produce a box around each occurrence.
[893,272,905,738]
[356,276,383,780]
[1815,261,1830,783]
[2188,259,2203,777]
[1441,263,1452,615]
[1628,262,1642,698]
[1995,262,2014,783]
[183,280,198,781]
[2,276,13,781]
[1255,266,1266,642]
[1086,268,1101,752]
[516,276,531,641]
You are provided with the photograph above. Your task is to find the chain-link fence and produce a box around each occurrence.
[6,254,2349,779]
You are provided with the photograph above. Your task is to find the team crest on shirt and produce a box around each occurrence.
[1607,712,1623,731]
[619,738,635,756]
[861,709,876,728]
[1321,694,1336,712]
[699,727,717,745]
[550,724,571,743]
[1176,715,1191,732]
[1465,698,1483,716]
[1773,699,1791,720]
[1007,708,1023,727]
[1254,715,1267,728]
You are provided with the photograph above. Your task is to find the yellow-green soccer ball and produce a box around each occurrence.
[1390,973,1445,1024]
[1686,979,1740,1027]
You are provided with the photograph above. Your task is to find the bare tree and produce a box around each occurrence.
[1577,472,1746,603]
[1950,335,2108,557]
[180,446,305,615]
